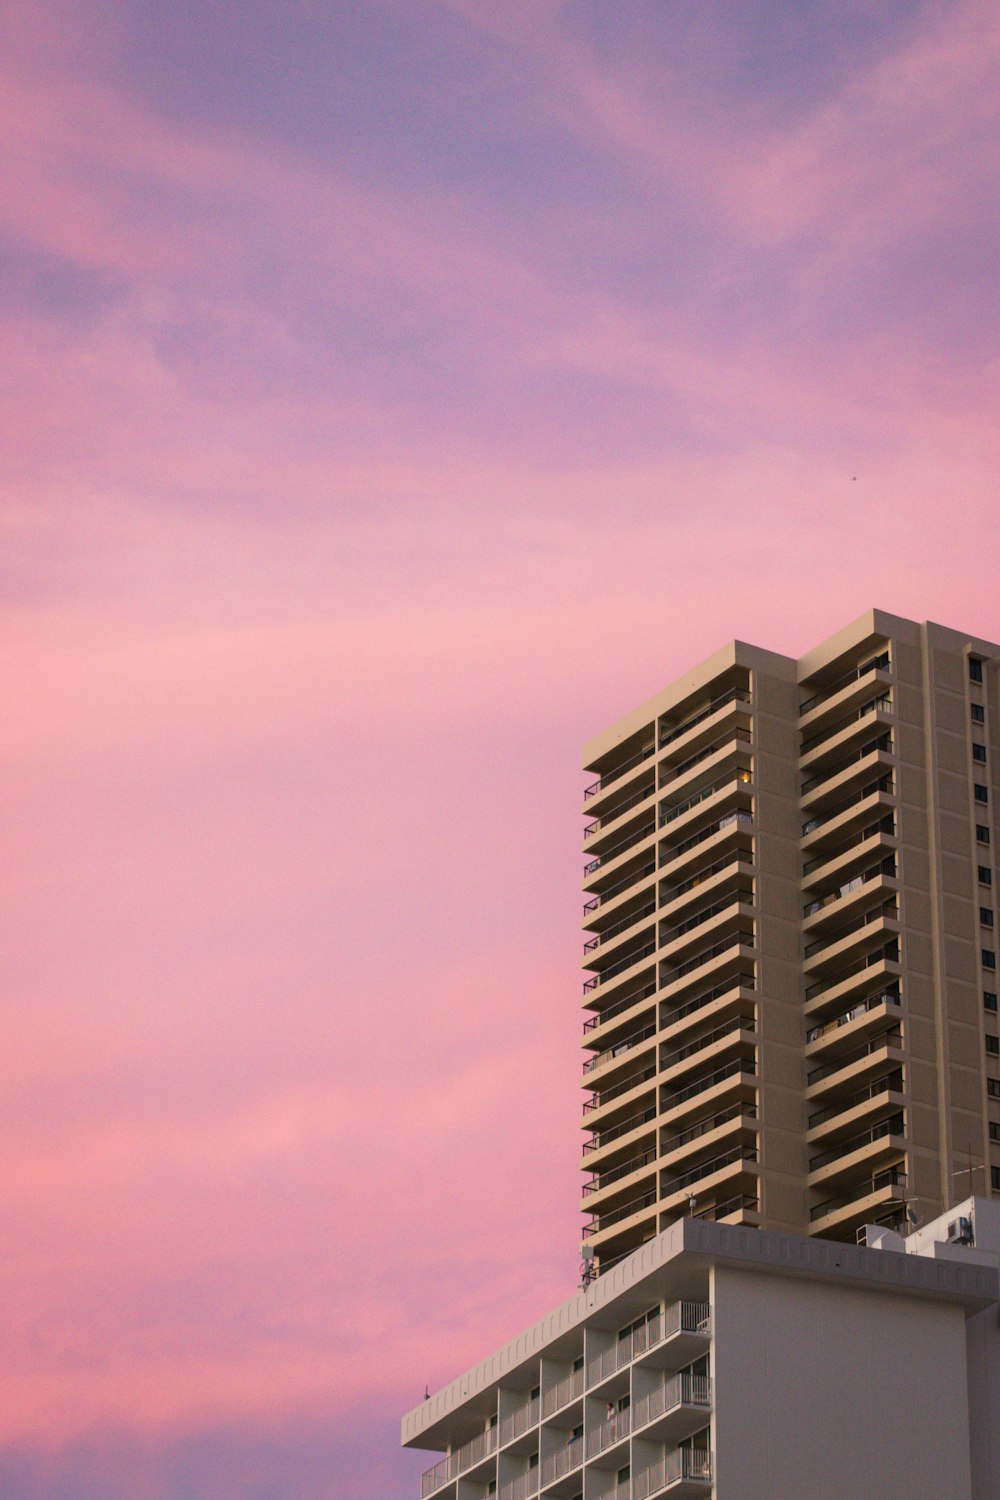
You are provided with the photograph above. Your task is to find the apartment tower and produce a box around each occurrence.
[580,610,1000,1269]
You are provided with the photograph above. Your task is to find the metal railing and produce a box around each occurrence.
[583,939,656,994]
[585,1302,710,1389]
[807,1026,903,1086]
[665,1146,758,1196]
[661,769,752,828]
[803,899,898,960]
[667,810,753,865]
[662,851,745,906]
[633,1448,713,1497]
[664,931,755,989]
[662,890,754,946]
[660,688,751,747]
[810,1166,907,1222]
[586,1404,631,1458]
[584,980,656,1034]
[661,975,754,1031]
[584,1063,656,1116]
[801,732,892,797]
[420,1425,498,1497]
[800,694,892,756]
[805,939,899,1001]
[584,1024,656,1076]
[808,1070,903,1129]
[540,1439,584,1485]
[586,820,656,876]
[541,1366,585,1417]
[662,1102,757,1156]
[661,1019,752,1073]
[585,900,656,953]
[585,778,657,839]
[497,1469,540,1500]
[662,726,752,790]
[584,742,656,800]
[802,809,894,875]
[584,861,656,914]
[665,1058,753,1110]
[584,1186,657,1238]
[803,856,896,916]
[805,989,900,1045]
[809,1113,905,1171]
[499,1395,539,1447]
[583,1104,656,1156]
[693,1193,758,1223]
[632,1372,712,1432]
[800,650,890,716]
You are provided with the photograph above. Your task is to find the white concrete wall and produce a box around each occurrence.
[711,1263,973,1500]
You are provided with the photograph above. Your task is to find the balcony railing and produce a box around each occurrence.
[800,694,892,756]
[662,1019,751,1073]
[585,1404,631,1458]
[584,1186,657,1238]
[584,860,656,914]
[662,726,752,790]
[499,1395,539,1447]
[807,1026,903,1086]
[584,980,657,1034]
[420,1426,498,1497]
[693,1192,758,1223]
[802,807,894,873]
[805,940,899,1002]
[665,1145,758,1196]
[540,1439,584,1486]
[586,821,656,876]
[800,651,890,716]
[665,1058,753,1110]
[659,688,751,748]
[497,1470,539,1500]
[584,742,656,800]
[808,1070,903,1129]
[585,778,656,838]
[633,1448,713,1498]
[667,810,753,866]
[585,1302,710,1387]
[661,770,751,828]
[803,856,896,917]
[809,1113,905,1171]
[585,900,657,953]
[662,851,745,906]
[803,899,897,960]
[584,1064,656,1116]
[662,1101,758,1156]
[632,1372,712,1432]
[801,732,892,797]
[583,940,656,994]
[810,1165,907,1222]
[661,975,755,1031]
[541,1366,585,1417]
[805,988,900,1045]
[662,890,753,946]
[664,931,755,988]
[583,1103,656,1156]
[584,1024,656,1075]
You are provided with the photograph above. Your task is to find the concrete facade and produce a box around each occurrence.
[403,1210,1000,1500]
[580,612,1000,1267]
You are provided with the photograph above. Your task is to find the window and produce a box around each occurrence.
[982,908,995,928]
[970,658,984,683]
[987,1035,1000,1056]
[980,866,993,886]
[989,1078,1000,1099]
[974,743,987,763]
[972,704,986,724]
[985,992,998,1013]
[983,949,997,970]
[978,825,991,845]
[990,1122,1000,1143]
[993,1166,1000,1192]
[975,783,989,803]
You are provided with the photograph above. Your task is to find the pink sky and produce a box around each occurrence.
[3,1,1000,1495]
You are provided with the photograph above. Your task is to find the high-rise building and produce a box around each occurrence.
[402,610,1000,1500]
[581,610,1000,1268]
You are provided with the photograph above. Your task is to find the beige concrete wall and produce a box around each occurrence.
[711,1261,973,1500]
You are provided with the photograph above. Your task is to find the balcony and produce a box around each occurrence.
[585,899,657,954]
[660,933,756,1008]
[662,1143,758,1198]
[582,1103,657,1161]
[804,941,900,1013]
[660,1019,756,1086]
[809,1165,908,1235]
[799,694,892,770]
[584,859,657,919]
[661,1102,758,1163]
[659,687,751,753]
[659,1060,758,1131]
[633,1448,713,1498]
[660,976,755,1041]
[660,891,755,960]
[802,900,898,973]
[584,776,656,841]
[585,1301,710,1388]
[660,726,752,794]
[585,1404,630,1459]
[541,1366,585,1418]
[421,1426,498,1498]
[539,1439,584,1487]
[584,1023,657,1078]
[632,1372,712,1443]
[659,812,754,890]
[499,1395,540,1447]
[799,649,891,720]
[584,1063,657,1121]
[808,1069,903,1134]
[583,939,656,996]
[800,733,893,807]
[498,1470,540,1500]
[801,783,894,861]
[583,1185,658,1241]
[585,821,657,880]
[692,1193,760,1227]
[808,1112,905,1179]
[660,769,753,835]
[584,739,656,802]
[807,1025,904,1094]
[805,989,901,1049]
[802,855,896,925]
